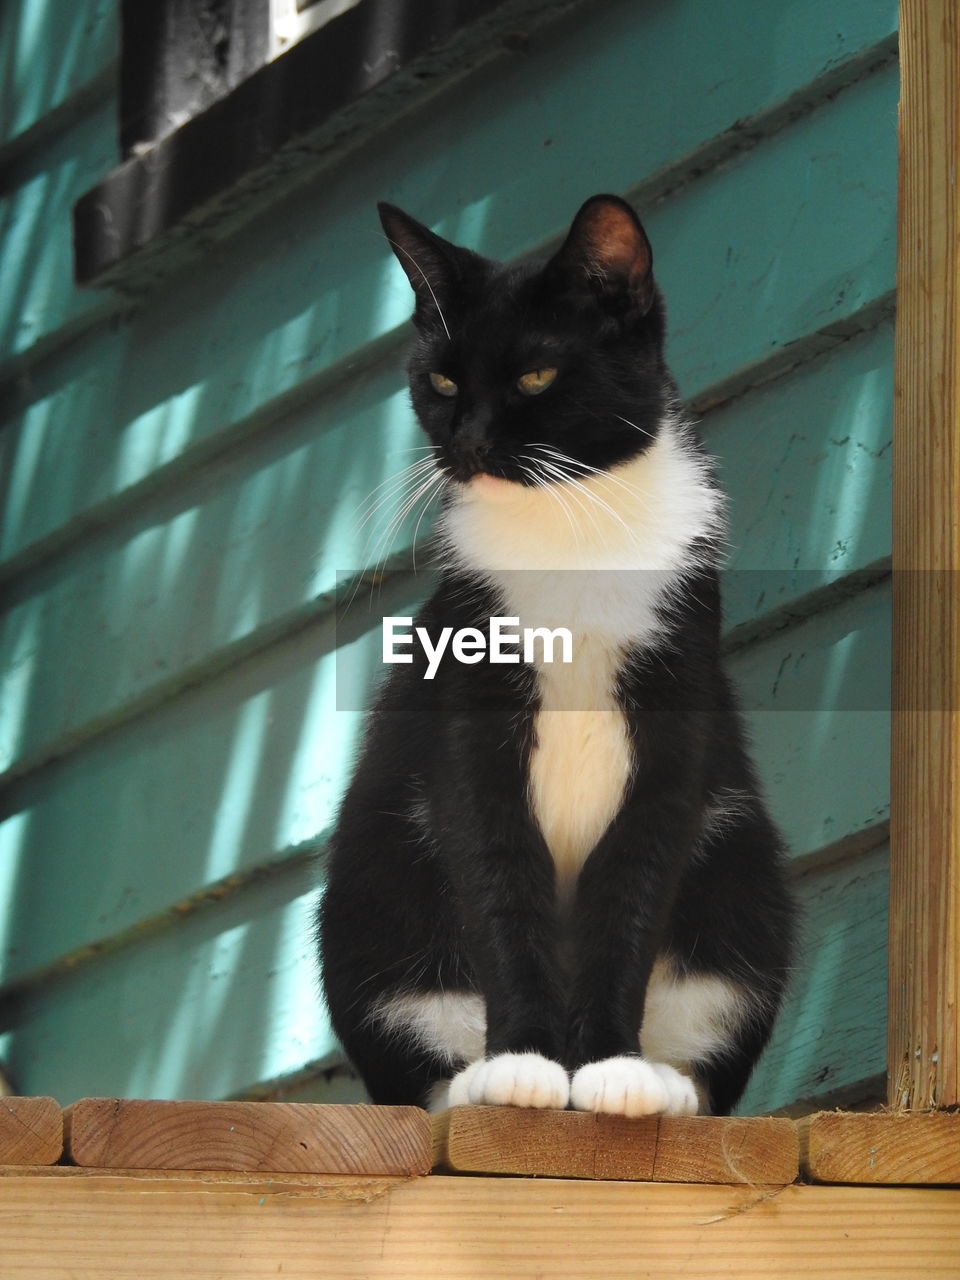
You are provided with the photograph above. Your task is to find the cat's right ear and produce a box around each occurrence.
[378,203,461,330]
[546,195,656,317]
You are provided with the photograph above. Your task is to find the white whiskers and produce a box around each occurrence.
[518,456,583,548]
[354,456,438,532]
[345,453,449,609]
[384,238,452,341]
[525,444,642,548]
[613,413,654,439]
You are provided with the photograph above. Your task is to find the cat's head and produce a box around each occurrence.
[379,195,672,490]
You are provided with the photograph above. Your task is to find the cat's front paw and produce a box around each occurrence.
[569,1057,698,1117]
[448,1052,570,1109]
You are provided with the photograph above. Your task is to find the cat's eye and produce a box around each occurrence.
[517,367,558,396]
[429,371,458,397]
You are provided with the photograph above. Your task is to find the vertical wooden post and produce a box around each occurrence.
[890,0,960,1109]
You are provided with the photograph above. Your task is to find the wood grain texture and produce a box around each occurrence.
[433,1107,799,1184]
[3,1170,960,1279]
[889,0,960,1110]
[800,1111,960,1184]
[0,1097,62,1165]
[63,1099,431,1175]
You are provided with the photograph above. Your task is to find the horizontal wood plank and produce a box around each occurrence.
[434,1107,799,1183]
[730,579,890,860]
[0,0,116,150]
[64,1098,430,1175]
[715,319,893,612]
[0,1097,62,1165]
[800,1111,960,1184]
[2,1170,960,1278]
[0,99,119,364]
[739,845,888,1115]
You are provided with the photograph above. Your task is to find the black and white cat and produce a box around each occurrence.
[319,195,795,1117]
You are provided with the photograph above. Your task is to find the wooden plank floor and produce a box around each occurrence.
[2,1167,959,1279]
[3,1103,960,1276]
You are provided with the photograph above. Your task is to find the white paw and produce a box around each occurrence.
[569,1056,699,1117]
[447,1052,570,1109]
[649,1061,699,1115]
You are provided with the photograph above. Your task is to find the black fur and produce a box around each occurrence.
[319,195,796,1114]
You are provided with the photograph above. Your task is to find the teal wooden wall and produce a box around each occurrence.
[0,0,897,1112]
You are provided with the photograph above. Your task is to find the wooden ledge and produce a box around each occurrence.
[433,1106,799,1183]
[3,1171,960,1278]
[0,1097,63,1165]
[12,1096,958,1192]
[64,1098,431,1176]
[800,1110,960,1184]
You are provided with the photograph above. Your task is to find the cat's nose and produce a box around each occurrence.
[451,411,493,474]
[451,437,490,476]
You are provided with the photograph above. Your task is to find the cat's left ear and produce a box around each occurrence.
[378,202,465,329]
[547,195,655,315]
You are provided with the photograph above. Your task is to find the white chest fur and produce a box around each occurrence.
[439,418,723,891]
[526,639,632,896]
